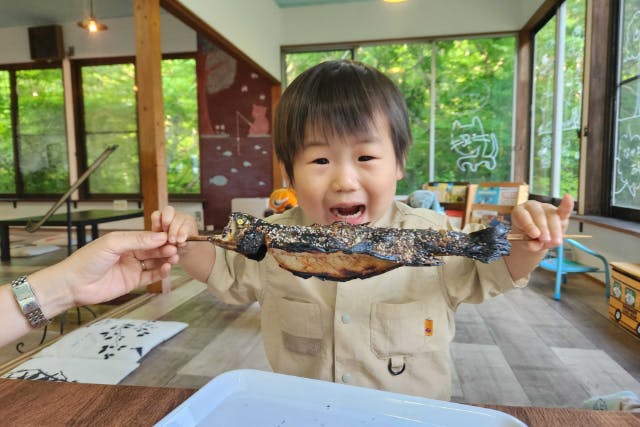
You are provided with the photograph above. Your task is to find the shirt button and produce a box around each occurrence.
[342,373,352,383]
[341,314,351,324]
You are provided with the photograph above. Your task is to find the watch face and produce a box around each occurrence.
[12,276,49,327]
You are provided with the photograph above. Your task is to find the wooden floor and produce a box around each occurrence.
[2,230,640,408]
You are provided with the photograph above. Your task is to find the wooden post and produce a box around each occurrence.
[134,0,170,293]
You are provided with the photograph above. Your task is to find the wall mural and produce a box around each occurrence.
[197,37,273,229]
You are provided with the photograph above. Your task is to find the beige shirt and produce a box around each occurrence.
[208,201,527,400]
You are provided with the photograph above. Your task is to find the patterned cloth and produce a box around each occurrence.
[2,318,187,384]
[582,391,640,412]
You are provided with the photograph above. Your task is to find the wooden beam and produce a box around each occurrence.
[134,0,170,293]
[513,30,532,184]
[583,0,613,215]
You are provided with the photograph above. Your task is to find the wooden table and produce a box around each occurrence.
[0,209,143,261]
[1,378,639,426]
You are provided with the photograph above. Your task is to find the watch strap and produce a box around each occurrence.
[11,275,51,328]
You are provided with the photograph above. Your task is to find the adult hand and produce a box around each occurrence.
[31,231,178,314]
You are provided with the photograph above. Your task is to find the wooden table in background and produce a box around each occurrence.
[1,378,639,426]
[0,209,143,261]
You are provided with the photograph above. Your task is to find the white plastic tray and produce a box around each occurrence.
[156,369,527,427]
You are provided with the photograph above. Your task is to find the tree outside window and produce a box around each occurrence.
[285,36,516,195]
[17,68,68,194]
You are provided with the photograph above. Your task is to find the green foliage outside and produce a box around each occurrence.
[162,58,200,194]
[17,68,68,194]
[82,63,139,194]
[531,0,585,199]
[285,37,516,195]
[3,58,199,197]
[0,71,14,193]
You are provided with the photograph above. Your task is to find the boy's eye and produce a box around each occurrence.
[312,158,329,165]
[358,155,375,162]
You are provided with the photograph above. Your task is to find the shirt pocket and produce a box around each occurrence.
[276,296,324,356]
[370,300,439,357]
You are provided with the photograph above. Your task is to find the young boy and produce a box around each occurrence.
[152,60,573,400]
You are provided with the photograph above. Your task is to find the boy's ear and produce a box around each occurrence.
[396,159,405,181]
[279,162,294,188]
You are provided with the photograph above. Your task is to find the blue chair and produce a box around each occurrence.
[538,239,610,301]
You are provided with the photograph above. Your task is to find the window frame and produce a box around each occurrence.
[281,32,519,192]
[0,60,65,199]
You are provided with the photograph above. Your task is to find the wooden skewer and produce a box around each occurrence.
[186,235,216,241]
[507,234,591,241]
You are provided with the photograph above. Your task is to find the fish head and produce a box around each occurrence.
[217,212,268,261]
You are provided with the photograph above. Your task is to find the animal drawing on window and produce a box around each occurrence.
[450,116,498,172]
[248,104,270,136]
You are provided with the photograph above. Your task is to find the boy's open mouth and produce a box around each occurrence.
[330,205,365,222]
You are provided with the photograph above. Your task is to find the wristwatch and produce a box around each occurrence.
[11,275,50,328]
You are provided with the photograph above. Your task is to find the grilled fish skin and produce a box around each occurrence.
[210,212,511,281]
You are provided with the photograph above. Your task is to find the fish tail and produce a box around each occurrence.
[465,222,511,263]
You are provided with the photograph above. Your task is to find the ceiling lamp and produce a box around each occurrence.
[383,0,408,3]
[77,0,108,33]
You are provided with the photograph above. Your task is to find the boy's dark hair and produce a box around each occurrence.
[273,60,412,183]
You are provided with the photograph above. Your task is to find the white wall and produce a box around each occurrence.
[281,0,531,46]
[179,0,544,80]
[0,13,196,65]
[178,0,282,80]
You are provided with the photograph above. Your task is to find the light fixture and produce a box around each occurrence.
[383,0,408,3]
[77,0,108,33]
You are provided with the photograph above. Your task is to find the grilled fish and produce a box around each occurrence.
[197,212,511,281]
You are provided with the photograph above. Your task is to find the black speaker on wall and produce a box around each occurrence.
[28,25,64,61]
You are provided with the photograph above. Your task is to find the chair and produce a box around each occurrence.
[538,239,610,301]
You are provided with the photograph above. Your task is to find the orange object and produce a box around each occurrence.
[424,319,433,336]
[269,188,298,213]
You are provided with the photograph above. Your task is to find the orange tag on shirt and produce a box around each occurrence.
[424,319,433,336]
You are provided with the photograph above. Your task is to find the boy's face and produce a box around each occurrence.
[288,114,403,226]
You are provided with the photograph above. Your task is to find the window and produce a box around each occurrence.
[16,67,68,195]
[284,36,516,194]
[80,62,139,195]
[611,0,640,215]
[1,56,199,200]
[162,57,200,194]
[530,0,586,200]
[284,50,352,86]
[0,70,13,194]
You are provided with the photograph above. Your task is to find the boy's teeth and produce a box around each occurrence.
[333,206,363,218]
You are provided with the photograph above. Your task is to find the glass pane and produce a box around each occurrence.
[82,63,139,194]
[162,58,200,194]
[531,16,557,196]
[613,78,640,209]
[620,0,640,81]
[0,70,14,193]
[434,37,515,183]
[356,43,432,194]
[16,68,68,194]
[284,50,351,86]
[560,0,586,198]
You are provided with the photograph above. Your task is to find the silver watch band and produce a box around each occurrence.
[11,275,51,328]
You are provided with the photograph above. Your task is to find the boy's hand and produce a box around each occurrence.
[150,206,198,251]
[510,193,574,252]
[150,206,215,283]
